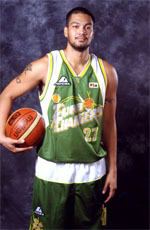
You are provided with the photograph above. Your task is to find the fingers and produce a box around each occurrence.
[102,176,117,203]
[104,187,116,203]
[13,146,33,153]
[2,137,33,153]
[102,181,108,195]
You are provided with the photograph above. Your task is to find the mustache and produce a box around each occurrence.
[75,36,87,39]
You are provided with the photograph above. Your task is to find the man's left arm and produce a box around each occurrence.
[102,60,118,203]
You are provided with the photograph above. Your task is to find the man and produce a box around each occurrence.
[0,7,118,229]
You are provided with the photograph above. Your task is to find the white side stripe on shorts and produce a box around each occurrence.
[35,156,106,184]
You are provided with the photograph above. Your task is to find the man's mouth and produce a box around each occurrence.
[75,37,87,41]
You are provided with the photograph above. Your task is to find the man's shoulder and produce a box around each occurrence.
[47,49,61,55]
[33,49,61,71]
[36,49,60,63]
[102,60,115,72]
[33,54,49,69]
[91,53,114,69]
[98,58,118,85]
[28,55,49,82]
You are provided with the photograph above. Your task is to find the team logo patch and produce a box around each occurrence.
[52,94,61,103]
[83,98,95,109]
[34,206,44,216]
[55,76,71,86]
[89,82,98,88]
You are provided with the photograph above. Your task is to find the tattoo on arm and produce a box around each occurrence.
[15,63,32,83]
[24,63,32,75]
[16,76,21,84]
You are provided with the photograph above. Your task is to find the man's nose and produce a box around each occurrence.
[78,27,86,35]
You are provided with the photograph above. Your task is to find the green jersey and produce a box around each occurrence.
[38,50,107,163]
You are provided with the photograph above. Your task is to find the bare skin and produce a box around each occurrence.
[102,61,118,203]
[0,56,48,152]
[0,12,118,203]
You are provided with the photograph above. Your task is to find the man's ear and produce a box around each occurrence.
[64,26,68,38]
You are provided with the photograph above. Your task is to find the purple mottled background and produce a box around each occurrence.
[0,0,149,229]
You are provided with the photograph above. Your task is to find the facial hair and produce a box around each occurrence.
[68,40,90,52]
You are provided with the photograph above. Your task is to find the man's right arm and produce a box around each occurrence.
[0,55,48,152]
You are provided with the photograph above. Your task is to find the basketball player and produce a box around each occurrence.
[0,7,118,229]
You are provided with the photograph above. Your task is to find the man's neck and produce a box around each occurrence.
[63,45,90,67]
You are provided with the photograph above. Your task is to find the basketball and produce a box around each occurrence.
[5,108,45,147]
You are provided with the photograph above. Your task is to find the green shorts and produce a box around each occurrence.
[29,175,106,229]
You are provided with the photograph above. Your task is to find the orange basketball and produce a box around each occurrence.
[5,108,45,147]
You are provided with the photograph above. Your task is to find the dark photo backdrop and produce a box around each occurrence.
[0,0,149,229]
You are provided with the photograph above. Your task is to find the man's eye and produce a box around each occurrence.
[73,25,79,28]
[86,26,92,30]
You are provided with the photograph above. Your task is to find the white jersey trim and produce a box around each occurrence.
[40,51,62,127]
[35,156,106,184]
[91,54,106,106]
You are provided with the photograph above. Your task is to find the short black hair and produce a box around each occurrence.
[66,7,95,26]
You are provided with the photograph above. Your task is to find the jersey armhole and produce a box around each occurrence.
[98,58,107,87]
[39,53,53,101]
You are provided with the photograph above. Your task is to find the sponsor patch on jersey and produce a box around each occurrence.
[55,76,71,86]
[89,82,99,88]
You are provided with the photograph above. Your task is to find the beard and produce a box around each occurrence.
[68,40,90,52]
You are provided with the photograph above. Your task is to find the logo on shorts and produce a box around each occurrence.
[34,206,44,216]
[55,76,71,86]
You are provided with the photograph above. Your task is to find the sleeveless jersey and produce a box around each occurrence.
[38,50,107,163]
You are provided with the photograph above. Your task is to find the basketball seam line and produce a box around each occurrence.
[6,108,37,136]
[19,113,41,140]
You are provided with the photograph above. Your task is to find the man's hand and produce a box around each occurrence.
[0,135,33,153]
[102,170,117,203]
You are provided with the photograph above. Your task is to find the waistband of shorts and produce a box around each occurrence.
[35,156,106,184]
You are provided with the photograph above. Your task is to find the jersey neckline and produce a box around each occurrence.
[60,50,91,78]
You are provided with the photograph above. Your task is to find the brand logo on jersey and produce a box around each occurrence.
[55,76,71,86]
[34,206,44,216]
[89,82,98,88]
